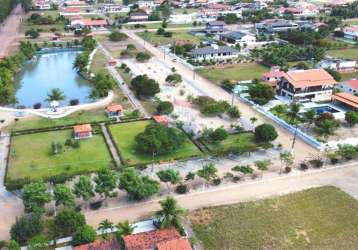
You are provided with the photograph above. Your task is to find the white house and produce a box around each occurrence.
[190,44,238,61]
[277,69,337,102]
[317,59,357,72]
[34,0,51,10]
[98,4,128,14]
[70,18,108,30]
[220,31,256,46]
[169,13,197,24]
[343,26,358,41]
[338,79,358,95]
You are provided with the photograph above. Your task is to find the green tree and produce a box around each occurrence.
[119,168,159,201]
[345,111,358,127]
[337,144,358,160]
[27,235,48,250]
[254,124,278,143]
[157,169,182,192]
[279,151,293,174]
[109,31,127,41]
[135,52,151,62]
[98,219,114,239]
[254,160,271,178]
[22,181,51,213]
[165,73,182,84]
[157,101,174,115]
[209,128,228,142]
[8,240,20,250]
[90,72,116,98]
[155,196,185,232]
[72,225,96,246]
[46,88,65,102]
[10,214,43,245]
[54,184,75,208]
[52,209,86,238]
[73,51,89,73]
[73,176,95,206]
[249,83,275,105]
[116,220,136,237]
[250,117,258,131]
[287,103,301,150]
[94,169,118,205]
[196,163,218,187]
[303,109,316,127]
[325,68,342,82]
[131,74,160,97]
[227,106,241,118]
[314,119,339,138]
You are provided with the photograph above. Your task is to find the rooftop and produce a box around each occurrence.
[73,239,120,250]
[207,21,226,26]
[222,31,252,40]
[106,104,123,112]
[153,115,169,124]
[282,69,336,88]
[156,237,192,250]
[73,124,92,133]
[191,45,237,56]
[333,92,358,109]
[345,79,358,90]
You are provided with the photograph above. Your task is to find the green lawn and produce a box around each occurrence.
[138,31,203,45]
[190,186,358,250]
[90,49,108,74]
[202,133,256,152]
[327,48,358,60]
[108,120,202,165]
[7,129,112,181]
[343,18,358,25]
[196,63,269,84]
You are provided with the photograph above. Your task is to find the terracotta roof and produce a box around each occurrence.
[153,115,169,124]
[333,92,358,109]
[344,26,358,33]
[65,0,86,6]
[106,104,123,112]
[63,7,81,12]
[73,124,92,133]
[156,238,192,250]
[282,69,336,88]
[263,70,284,79]
[83,19,107,26]
[73,239,120,250]
[123,228,181,250]
[345,79,358,90]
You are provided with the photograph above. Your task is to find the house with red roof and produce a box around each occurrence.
[34,0,51,10]
[153,115,169,125]
[333,92,358,111]
[338,79,358,95]
[277,69,337,102]
[73,124,93,139]
[123,228,192,250]
[73,239,120,250]
[262,67,284,88]
[70,18,108,30]
[106,104,124,118]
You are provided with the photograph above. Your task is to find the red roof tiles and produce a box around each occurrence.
[153,115,169,125]
[346,79,358,90]
[73,239,120,250]
[282,69,336,88]
[156,237,192,250]
[73,124,92,133]
[333,92,358,109]
[106,104,123,112]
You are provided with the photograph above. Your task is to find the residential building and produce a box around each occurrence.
[262,67,284,88]
[190,44,238,61]
[255,19,299,33]
[106,104,123,118]
[153,115,169,125]
[317,59,357,72]
[220,31,256,46]
[34,0,51,10]
[70,18,108,30]
[333,92,358,111]
[343,26,358,41]
[338,79,358,95]
[64,0,87,7]
[73,239,120,250]
[129,11,149,21]
[123,228,192,250]
[98,4,126,14]
[277,69,337,102]
[169,13,197,24]
[73,124,93,139]
[205,20,226,34]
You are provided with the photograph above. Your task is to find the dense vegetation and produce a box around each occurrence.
[0,0,18,23]
[331,1,358,18]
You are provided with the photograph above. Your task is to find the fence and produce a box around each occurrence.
[238,95,323,151]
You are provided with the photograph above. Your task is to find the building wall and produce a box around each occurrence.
[338,83,358,95]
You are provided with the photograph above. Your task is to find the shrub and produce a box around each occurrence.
[176,184,188,194]
[209,128,228,142]
[89,200,102,210]
[254,124,278,143]
[299,162,309,171]
[212,178,221,185]
[284,166,292,173]
[33,102,41,109]
[227,106,241,118]
[10,214,43,245]
[136,52,151,62]
[309,158,324,168]
[70,99,79,106]
[109,31,127,41]
[72,225,96,246]
[157,101,174,115]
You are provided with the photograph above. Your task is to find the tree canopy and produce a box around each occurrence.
[249,83,275,105]
[22,181,51,213]
[131,74,160,97]
[254,124,278,143]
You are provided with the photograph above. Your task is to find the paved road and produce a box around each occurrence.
[123,30,318,160]
[85,162,358,227]
[100,124,122,167]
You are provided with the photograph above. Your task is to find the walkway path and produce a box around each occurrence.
[85,161,358,227]
[100,123,122,167]
[123,30,318,160]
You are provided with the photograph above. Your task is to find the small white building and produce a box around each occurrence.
[169,13,197,24]
[220,31,256,47]
[34,0,51,10]
[317,59,357,72]
[70,18,108,30]
[98,4,127,14]
[338,79,358,95]
[343,26,358,41]
[190,44,238,61]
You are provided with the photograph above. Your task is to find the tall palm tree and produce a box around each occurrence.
[287,103,301,151]
[116,220,136,237]
[156,196,185,230]
[46,88,65,102]
[98,219,114,239]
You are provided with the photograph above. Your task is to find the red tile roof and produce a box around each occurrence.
[123,228,181,250]
[73,124,92,133]
[346,79,358,89]
[153,115,169,124]
[333,92,358,109]
[282,69,336,88]
[73,239,120,250]
[156,237,192,250]
[63,7,81,13]
[263,70,284,79]
[106,104,123,112]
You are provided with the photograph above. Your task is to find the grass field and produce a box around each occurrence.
[108,120,202,165]
[203,133,256,152]
[327,48,358,60]
[7,129,112,181]
[190,186,358,250]
[138,31,202,45]
[196,63,268,84]
[343,18,358,25]
[20,10,65,33]
[90,49,108,74]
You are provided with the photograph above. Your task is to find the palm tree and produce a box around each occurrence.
[250,117,258,131]
[287,103,301,151]
[280,151,294,174]
[98,219,114,239]
[46,88,65,102]
[156,196,185,230]
[116,220,136,237]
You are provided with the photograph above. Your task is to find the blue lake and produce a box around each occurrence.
[15,50,93,107]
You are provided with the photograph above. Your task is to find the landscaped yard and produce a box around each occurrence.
[327,48,358,60]
[108,120,202,165]
[138,31,203,46]
[196,63,268,84]
[202,132,257,153]
[7,129,112,182]
[189,186,358,249]
[20,10,65,33]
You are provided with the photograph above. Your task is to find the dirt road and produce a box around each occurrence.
[0,5,24,58]
[124,30,318,160]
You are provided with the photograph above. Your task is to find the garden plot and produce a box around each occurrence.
[7,129,112,182]
[122,58,239,133]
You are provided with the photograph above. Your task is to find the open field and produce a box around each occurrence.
[202,132,256,152]
[190,186,358,250]
[20,10,65,33]
[137,31,202,45]
[327,48,358,60]
[91,49,108,74]
[7,129,112,181]
[108,120,202,165]
[196,63,268,84]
